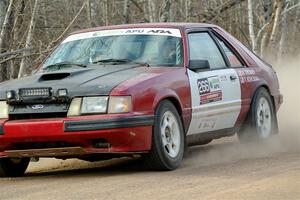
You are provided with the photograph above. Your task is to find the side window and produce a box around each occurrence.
[216,37,243,68]
[188,32,226,70]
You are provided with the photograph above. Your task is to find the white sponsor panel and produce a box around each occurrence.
[187,68,242,135]
[62,28,182,43]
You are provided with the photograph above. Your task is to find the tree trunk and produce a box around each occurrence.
[42,1,50,41]
[269,0,282,45]
[123,0,131,24]
[169,0,176,21]
[0,0,13,52]
[10,0,25,79]
[260,0,273,57]
[18,0,39,78]
[160,0,171,22]
[291,2,300,44]
[0,0,13,82]
[148,0,156,22]
[0,0,9,29]
[104,0,108,25]
[278,1,289,62]
[86,0,92,27]
[185,0,191,22]
[247,0,257,52]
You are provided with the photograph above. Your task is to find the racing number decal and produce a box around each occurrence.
[197,76,222,104]
[198,79,210,94]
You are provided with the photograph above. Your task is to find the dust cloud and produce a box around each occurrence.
[28,57,300,173]
[185,56,300,167]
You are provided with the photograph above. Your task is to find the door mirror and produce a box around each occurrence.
[188,60,210,71]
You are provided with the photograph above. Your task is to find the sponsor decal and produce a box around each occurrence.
[238,69,259,84]
[219,75,227,82]
[238,69,255,76]
[125,29,172,34]
[240,76,259,84]
[198,118,217,130]
[63,28,181,43]
[197,76,222,104]
[200,91,222,104]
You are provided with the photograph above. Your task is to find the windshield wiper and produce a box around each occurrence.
[92,58,150,67]
[44,61,87,70]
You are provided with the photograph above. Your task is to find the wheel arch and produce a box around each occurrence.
[251,84,276,111]
[152,90,187,133]
[242,83,278,133]
[239,83,279,140]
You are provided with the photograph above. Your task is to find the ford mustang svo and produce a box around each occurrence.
[0,23,282,177]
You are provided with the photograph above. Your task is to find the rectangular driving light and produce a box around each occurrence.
[19,88,51,98]
[6,90,16,100]
[57,89,68,97]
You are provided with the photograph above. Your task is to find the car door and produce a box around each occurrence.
[186,30,242,135]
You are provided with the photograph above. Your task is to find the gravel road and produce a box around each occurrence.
[0,134,299,200]
[0,59,299,200]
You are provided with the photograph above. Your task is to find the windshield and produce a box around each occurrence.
[43,28,183,68]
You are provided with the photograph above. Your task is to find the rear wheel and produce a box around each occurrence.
[143,100,184,170]
[238,88,278,142]
[0,158,30,177]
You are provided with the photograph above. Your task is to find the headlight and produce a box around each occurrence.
[67,98,82,116]
[0,101,8,119]
[67,96,131,116]
[81,96,108,114]
[108,96,132,114]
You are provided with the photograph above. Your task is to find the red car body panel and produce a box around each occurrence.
[0,114,152,157]
[0,23,282,159]
[111,67,192,132]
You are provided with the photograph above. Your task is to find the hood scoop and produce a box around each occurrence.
[40,73,70,81]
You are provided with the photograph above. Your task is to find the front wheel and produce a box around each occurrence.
[0,158,30,177]
[238,88,278,142]
[143,100,185,170]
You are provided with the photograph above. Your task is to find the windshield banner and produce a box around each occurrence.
[63,28,182,43]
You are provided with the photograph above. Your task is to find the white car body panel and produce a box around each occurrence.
[187,68,241,135]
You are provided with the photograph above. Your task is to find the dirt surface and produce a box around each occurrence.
[0,58,299,200]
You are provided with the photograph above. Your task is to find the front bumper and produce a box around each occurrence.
[0,114,154,158]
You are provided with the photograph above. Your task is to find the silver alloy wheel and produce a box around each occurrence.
[256,97,272,138]
[160,111,181,158]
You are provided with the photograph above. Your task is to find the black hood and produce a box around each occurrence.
[0,64,147,100]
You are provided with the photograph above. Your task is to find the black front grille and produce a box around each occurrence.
[9,112,67,120]
[8,103,69,120]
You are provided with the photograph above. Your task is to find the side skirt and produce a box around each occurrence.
[187,128,237,146]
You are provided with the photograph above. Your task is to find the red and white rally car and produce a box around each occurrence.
[0,23,282,177]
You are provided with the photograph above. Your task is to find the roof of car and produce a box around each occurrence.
[70,23,217,35]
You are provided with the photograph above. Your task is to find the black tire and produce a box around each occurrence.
[0,158,30,177]
[143,100,185,170]
[238,87,278,142]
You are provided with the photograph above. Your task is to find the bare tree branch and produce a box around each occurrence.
[49,0,88,47]
[0,47,34,58]
[281,2,300,15]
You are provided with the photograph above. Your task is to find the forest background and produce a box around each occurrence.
[0,0,299,81]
